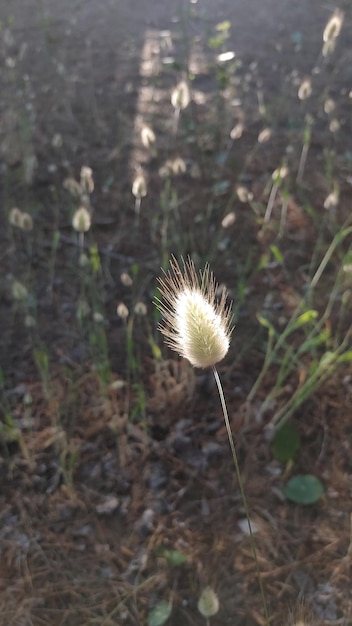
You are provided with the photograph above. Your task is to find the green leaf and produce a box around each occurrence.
[342,250,352,266]
[272,423,300,461]
[147,600,172,626]
[216,20,231,32]
[148,337,162,361]
[338,350,352,363]
[319,351,335,367]
[256,314,276,335]
[89,245,101,274]
[158,548,188,567]
[298,328,330,354]
[270,244,283,265]
[257,252,270,270]
[208,35,223,49]
[291,310,318,331]
[284,475,324,504]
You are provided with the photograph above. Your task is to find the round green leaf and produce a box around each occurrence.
[160,549,188,567]
[147,600,172,626]
[284,474,324,504]
[272,423,300,461]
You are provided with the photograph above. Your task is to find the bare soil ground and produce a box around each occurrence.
[0,1,352,625]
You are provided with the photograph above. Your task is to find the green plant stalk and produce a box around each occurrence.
[212,366,270,626]
[34,347,50,399]
[309,225,352,290]
[247,326,275,403]
[89,328,111,392]
[47,229,60,304]
[250,222,352,407]
[263,181,278,223]
[296,121,312,185]
[159,179,171,266]
[270,329,352,430]
[260,293,336,410]
[126,317,137,378]
[275,316,326,387]
[270,358,338,431]
[257,257,349,419]
[278,189,290,238]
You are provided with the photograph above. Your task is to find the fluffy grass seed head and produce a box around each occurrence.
[323,10,343,43]
[72,206,91,233]
[298,77,312,100]
[230,122,244,140]
[258,127,272,143]
[8,207,33,231]
[132,173,147,199]
[12,280,28,302]
[141,125,156,149]
[117,302,129,320]
[21,212,34,231]
[63,177,83,198]
[156,257,233,369]
[9,207,23,228]
[171,80,191,110]
[197,587,220,618]
[80,166,94,194]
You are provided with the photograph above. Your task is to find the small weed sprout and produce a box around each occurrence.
[155,257,269,625]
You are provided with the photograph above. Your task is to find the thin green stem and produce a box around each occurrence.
[212,366,270,626]
[310,225,352,290]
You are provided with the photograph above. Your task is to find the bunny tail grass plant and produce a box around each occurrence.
[155,256,270,625]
